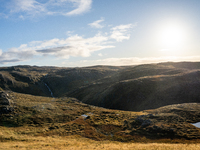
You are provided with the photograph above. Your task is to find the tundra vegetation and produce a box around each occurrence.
[1,62,200,149]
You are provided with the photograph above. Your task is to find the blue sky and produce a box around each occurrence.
[0,0,200,67]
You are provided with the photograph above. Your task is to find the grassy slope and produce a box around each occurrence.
[1,91,200,141]
[1,91,200,149]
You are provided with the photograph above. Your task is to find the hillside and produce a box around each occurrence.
[1,62,200,111]
[1,62,200,145]
[0,65,55,97]
[1,90,200,142]
[47,62,200,111]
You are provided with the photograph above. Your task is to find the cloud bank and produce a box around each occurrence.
[0,23,134,64]
[70,56,200,67]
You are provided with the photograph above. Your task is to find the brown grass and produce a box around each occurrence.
[1,135,200,150]
[1,91,200,149]
[1,125,200,150]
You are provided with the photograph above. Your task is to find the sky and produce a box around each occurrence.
[0,0,200,67]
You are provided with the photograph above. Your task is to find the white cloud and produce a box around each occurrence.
[98,53,103,57]
[19,15,25,20]
[66,0,92,16]
[0,32,114,64]
[0,22,136,64]
[9,0,46,16]
[110,23,137,42]
[88,18,104,28]
[0,49,2,56]
[66,31,74,36]
[5,0,92,18]
[0,47,36,64]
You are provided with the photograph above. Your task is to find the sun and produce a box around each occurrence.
[157,21,187,53]
[161,25,183,47]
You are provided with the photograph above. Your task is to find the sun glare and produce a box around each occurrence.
[157,21,187,53]
[161,26,183,47]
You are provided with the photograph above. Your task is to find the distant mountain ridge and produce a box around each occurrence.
[1,62,200,111]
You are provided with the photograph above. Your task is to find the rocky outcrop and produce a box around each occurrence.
[0,91,13,114]
[0,92,10,105]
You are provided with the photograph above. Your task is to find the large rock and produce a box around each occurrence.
[0,91,13,114]
[0,91,10,105]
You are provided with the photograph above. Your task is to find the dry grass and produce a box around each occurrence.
[1,126,200,150]
[1,91,200,149]
[1,135,200,150]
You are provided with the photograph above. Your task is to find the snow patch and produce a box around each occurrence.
[191,122,200,128]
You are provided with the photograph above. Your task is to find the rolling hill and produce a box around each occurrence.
[1,61,200,143]
[0,62,200,111]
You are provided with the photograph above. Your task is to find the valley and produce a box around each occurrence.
[1,62,200,111]
[1,62,200,149]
